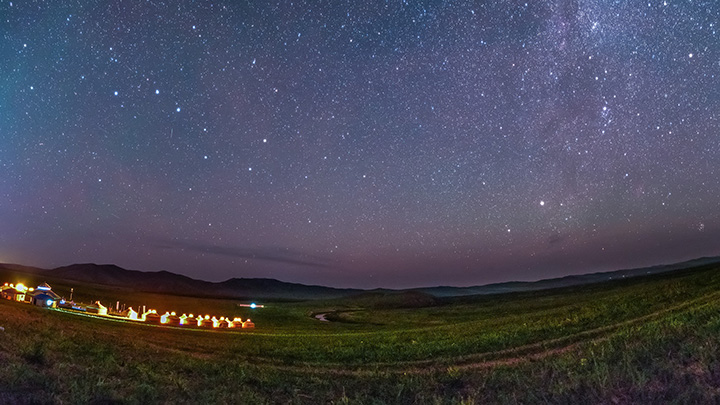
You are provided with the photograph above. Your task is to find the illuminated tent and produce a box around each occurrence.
[213,317,229,328]
[197,315,213,328]
[86,301,108,315]
[160,312,181,326]
[242,319,255,329]
[123,307,139,320]
[178,314,190,326]
[143,310,161,324]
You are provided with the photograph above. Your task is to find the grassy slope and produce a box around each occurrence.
[1,265,720,403]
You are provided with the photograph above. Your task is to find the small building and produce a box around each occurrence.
[28,283,61,308]
[31,292,58,308]
[1,284,23,301]
[6,283,28,302]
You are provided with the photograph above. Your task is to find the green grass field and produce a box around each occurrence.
[2,265,720,403]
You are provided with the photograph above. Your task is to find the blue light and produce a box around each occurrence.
[250,303,256,309]
[46,299,53,306]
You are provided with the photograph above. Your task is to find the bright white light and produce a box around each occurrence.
[250,303,256,309]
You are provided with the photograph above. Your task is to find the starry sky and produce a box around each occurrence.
[1,0,719,288]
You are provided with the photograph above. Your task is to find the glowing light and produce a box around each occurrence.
[2,278,257,330]
[238,303,264,308]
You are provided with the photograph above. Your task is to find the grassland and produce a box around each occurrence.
[2,264,720,403]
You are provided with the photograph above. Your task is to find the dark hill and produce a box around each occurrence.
[416,256,720,297]
[217,277,358,300]
[47,263,359,300]
[0,263,47,274]
[3,255,717,301]
[51,264,205,294]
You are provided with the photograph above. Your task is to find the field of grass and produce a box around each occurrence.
[2,264,720,403]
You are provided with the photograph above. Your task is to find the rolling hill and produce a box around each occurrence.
[47,263,361,300]
[3,256,720,301]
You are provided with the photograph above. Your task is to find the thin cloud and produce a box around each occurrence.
[154,239,332,268]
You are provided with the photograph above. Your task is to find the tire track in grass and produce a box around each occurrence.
[259,289,720,376]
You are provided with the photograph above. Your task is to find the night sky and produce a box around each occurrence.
[1,0,719,288]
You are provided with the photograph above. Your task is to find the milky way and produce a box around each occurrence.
[1,0,719,288]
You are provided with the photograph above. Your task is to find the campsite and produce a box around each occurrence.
[2,261,720,403]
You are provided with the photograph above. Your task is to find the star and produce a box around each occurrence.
[1,0,718,289]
